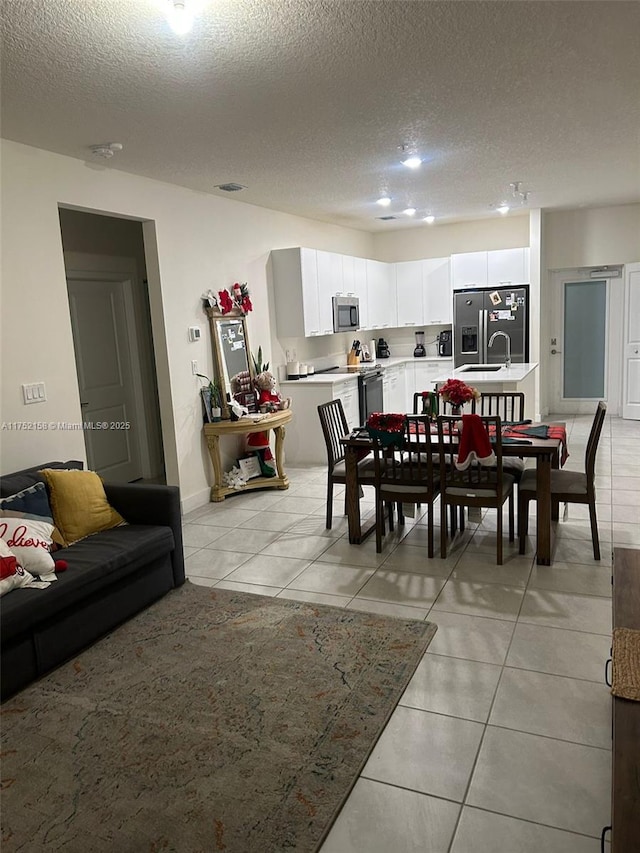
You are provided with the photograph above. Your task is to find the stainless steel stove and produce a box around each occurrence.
[316,365,384,422]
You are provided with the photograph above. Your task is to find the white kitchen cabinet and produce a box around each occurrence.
[316,250,343,336]
[395,261,424,327]
[423,257,452,324]
[271,247,323,338]
[451,251,488,290]
[367,260,397,330]
[383,363,406,412]
[487,247,529,286]
[343,255,369,329]
[280,377,359,465]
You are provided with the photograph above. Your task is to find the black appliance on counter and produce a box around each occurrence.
[318,365,384,424]
[413,331,426,358]
[438,330,452,357]
[376,338,390,358]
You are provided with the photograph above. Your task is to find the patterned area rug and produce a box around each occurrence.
[1,582,436,852]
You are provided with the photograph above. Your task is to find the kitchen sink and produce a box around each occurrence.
[460,365,504,372]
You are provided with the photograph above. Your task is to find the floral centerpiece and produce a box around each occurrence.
[366,412,407,448]
[438,378,480,413]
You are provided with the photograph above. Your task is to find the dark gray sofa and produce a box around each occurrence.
[0,461,185,700]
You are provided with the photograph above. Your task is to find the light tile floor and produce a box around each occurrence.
[183,413,639,851]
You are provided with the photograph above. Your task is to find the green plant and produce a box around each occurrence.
[197,374,222,408]
[252,346,269,375]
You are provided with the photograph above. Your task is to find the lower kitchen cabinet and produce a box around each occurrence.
[279,377,359,465]
[383,363,406,412]
[403,359,454,411]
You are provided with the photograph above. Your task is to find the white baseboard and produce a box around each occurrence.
[182,487,211,515]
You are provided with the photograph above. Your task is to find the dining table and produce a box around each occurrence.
[340,420,567,566]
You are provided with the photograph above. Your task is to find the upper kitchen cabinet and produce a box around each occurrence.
[342,255,369,329]
[395,261,424,327]
[271,247,337,338]
[451,251,488,289]
[367,259,397,330]
[423,257,452,325]
[316,250,343,335]
[452,248,529,290]
[487,248,530,286]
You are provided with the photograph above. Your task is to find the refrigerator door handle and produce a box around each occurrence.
[480,309,487,362]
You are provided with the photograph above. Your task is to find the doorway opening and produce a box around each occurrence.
[59,208,166,483]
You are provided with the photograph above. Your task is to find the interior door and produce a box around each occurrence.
[550,275,608,413]
[623,263,640,419]
[67,277,143,482]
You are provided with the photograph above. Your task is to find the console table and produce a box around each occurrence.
[203,409,292,501]
[609,547,640,852]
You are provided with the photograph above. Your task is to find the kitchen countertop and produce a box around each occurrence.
[280,355,454,386]
[280,373,359,387]
[432,362,539,384]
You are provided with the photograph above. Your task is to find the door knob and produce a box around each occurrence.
[81,401,89,407]
[551,349,562,355]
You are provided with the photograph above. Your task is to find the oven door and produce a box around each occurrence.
[359,373,383,423]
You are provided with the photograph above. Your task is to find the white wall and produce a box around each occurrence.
[544,204,640,269]
[372,213,530,262]
[0,140,372,510]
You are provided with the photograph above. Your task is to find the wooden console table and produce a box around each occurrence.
[609,547,640,852]
[203,409,292,501]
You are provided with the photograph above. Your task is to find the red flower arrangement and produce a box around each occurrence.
[438,378,480,407]
[366,412,407,447]
[216,282,253,315]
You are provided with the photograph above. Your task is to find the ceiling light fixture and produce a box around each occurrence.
[510,181,531,205]
[166,0,195,34]
[423,215,435,224]
[497,204,510,215]
[90,142,123,159]
[376,196,392,207]
[399,144,422,169]
[403,208,416,217]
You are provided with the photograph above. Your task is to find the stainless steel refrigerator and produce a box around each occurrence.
[453,286,529,368]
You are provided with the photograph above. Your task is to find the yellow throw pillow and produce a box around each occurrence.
[39,469,126,546]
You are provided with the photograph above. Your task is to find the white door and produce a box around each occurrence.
[549,271,611,414]
[623,263,640,419]
[67,277,143,481]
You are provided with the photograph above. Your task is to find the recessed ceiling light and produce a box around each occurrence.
[423,215,435,224]
[166,0,194,34]
[376,196,391,207]
[401,156,422,169]
[403,208,416,216]
[497,204,510,215]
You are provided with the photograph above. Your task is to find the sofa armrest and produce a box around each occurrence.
[103,483,185,587]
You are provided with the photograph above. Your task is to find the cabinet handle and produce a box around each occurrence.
[310,330,320,335]
[323,329,333,334]
[605,658,612,687]
[404,322,413,326]
[600,826,611,852]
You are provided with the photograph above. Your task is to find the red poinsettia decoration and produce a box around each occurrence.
[438,378,480,407]
[218,288,233,314]
[367,412,406,433]
[231,282,253,314]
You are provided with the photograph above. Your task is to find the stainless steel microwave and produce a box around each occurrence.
[332,296,360,333]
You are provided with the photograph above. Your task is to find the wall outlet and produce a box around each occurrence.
[22,382,46,404]
[191,360,198,375]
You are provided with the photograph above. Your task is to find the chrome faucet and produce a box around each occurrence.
[488,330,512,368]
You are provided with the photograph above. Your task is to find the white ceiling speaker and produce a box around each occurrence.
[90,142,123,159]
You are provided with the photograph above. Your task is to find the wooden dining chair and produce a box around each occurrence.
[436,414,515,565]
[518,401,607,560]
[472,392,525,422]
[370,415,440,555]
[318,399,375,529]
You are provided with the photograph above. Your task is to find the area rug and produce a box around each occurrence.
[1,582,436,852]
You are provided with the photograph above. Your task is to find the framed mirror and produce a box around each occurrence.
[205,307,256,420]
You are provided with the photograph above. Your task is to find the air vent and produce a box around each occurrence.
[377,215,398,221]
[215,183,247,192]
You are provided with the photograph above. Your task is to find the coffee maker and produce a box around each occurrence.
[413,330,426,358]
[438,330,452,357]
[376,337,390,358]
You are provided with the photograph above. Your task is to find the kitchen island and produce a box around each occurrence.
[432,363,538,419]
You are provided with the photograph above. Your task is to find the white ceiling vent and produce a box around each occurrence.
[215,183,247,192]
[377,215,398,220]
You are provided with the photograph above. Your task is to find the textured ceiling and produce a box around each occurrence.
[1,0,639,231]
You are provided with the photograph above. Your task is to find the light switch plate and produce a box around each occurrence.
[22,382,46,404]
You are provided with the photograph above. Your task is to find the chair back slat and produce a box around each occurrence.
[472,392,525,422]
[317,399,349,469]
[585,401,607,484]
[373,415,438,498]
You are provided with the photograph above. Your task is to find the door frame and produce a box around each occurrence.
[65,254,162,478]
[549,268,623,415]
